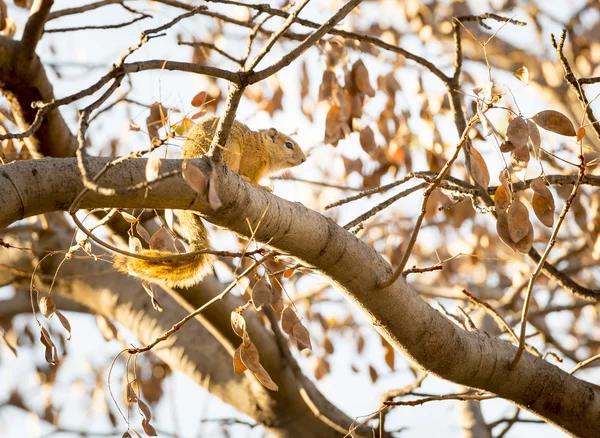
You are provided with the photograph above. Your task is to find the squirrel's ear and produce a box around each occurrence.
[267,127,278,140]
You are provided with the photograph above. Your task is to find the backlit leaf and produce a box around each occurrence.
[469,146,490,189]
[531,110,576,136]
[507,200,530,243]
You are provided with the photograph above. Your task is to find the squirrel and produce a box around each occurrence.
[113,117,306,288]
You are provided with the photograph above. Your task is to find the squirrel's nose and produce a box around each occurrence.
[301,156,306,163]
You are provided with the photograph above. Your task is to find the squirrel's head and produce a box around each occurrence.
[259,127,306,171]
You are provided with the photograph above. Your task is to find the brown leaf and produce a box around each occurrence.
[233,346,247,373]
[494,184,510,214]
[515,221,534,253]
[38,292,56,319]
[121,212,138,223]
[252,284,272,310]
[314,357,331,380]
[127,383,138,403]
[283,268,295,278]
[513,66,529,83]
[499,141,515,153]
[55,310,72,340]
[577,127,586,142]
[469,146,490,189]
[324,106,346,146]
[141,419,157,437]
[511,145,530,172]
[318,70,337,102]
[530,178,555,227]
[122,431,132,438]
[323,336,334,355]
[240,339,261,373]
[292,322,312,351]
[507,200,530,243]
[368,365,378,383]
[149,228,168,251]
[138,399,152,423]
[231,312,246,338]
[507,117,529,147]
[527,120,541,157]
[145,156,161,182]
[531,110,576,136]
[359,126,376,154]
[146,103,165,140]
[129,120,141,131]
[351,60,376,97]
[96,315,119,342]
[254,364,279,391]
[281,307,300,335]
[191,91,208,107]
[208,168,222,210]
[182,161,206,194]
[496,212,516,251]
[136,223,151,244]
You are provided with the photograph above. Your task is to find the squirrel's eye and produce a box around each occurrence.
[285,141,294,150]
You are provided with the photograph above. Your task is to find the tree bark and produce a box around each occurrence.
[1,155,598,436]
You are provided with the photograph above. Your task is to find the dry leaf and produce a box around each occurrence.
[527,120,541,158]
[141,419,157,437]
[251,285,272,310]
[138,399,152,423]
[233,346,247,373]
[182,161,207,194]
[96,315,119,342]
[530,178,555,227]
[359,126,376,154]
[254,364,279,391]
[149,228,168,251]
[469,146,490,189]
[494,184,510,214]
[38,292,56,319]
[511,145,530,172]
[496,212,516,251]
[55,310,72,340]
[121,212,137,223]
[292,322,312,351]
[507,200,530,243]
[577,127,586,142]
[507,117,529,147]
[191,91,208,107]
[351,59,376,97]
[499,141,515,153]
[231,312,246,338]
[127,383,138,403]
[283,268,295,278]
[515,222,534,253]
[513,66,529,83]
[136,223,151,243]
[129,120,141,131]
[145,156,161,182]
[240,339,261,373]
[281,307,300,335]
[531,110,576,136]
[368,365,378,383]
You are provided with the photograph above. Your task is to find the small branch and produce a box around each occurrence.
[378,114,480,288]
[510,154,586,368]
[18,0,55,69]
[246,0,364,84]
[244,0,312,72]
[47,0,123,20]
[128,254,274,354]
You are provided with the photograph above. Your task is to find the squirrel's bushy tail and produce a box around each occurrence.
[113,211,212,288]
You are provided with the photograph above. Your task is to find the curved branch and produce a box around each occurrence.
[0,156,599,436]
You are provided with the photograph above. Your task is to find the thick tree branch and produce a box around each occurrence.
[0,156,599,436]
